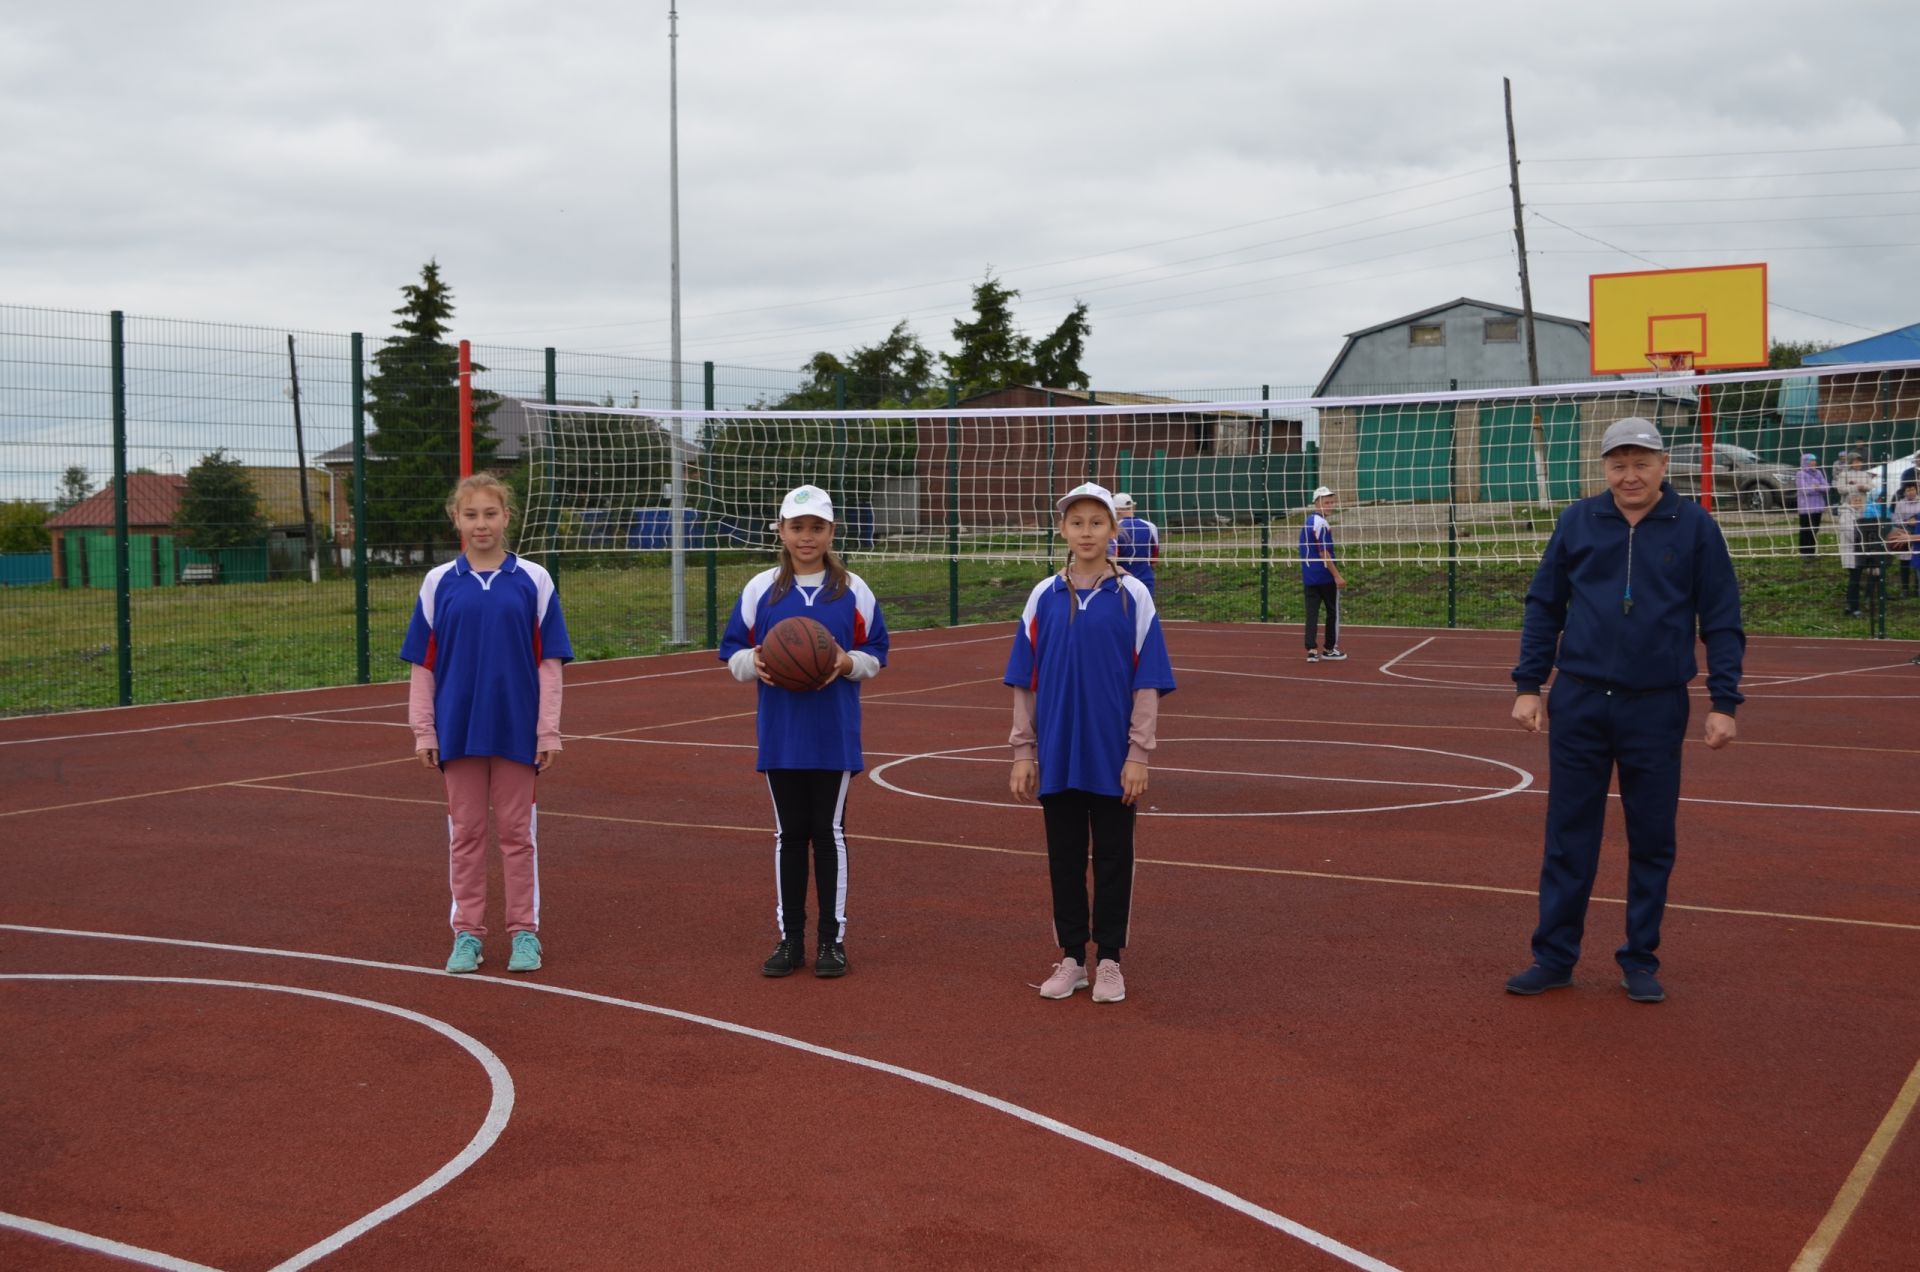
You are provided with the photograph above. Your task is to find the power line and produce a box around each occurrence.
[1529,141,1920,164]
[1530,165,1920,185]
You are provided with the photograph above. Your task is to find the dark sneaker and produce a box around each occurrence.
[1621,968,1666,1003]
[1505,964,1573,995]
[762,938,805,978]
[1319,647,1348,661]
[814,942,848,979]
[1305,650,1320,663]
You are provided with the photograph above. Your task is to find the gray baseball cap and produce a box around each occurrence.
[1599,416,1664,455]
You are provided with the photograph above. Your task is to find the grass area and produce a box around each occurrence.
[5,542,1914,716]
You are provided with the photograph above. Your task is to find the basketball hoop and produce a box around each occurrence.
[1646,351,1696,373]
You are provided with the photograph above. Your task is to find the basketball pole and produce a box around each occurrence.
[1503,78,1551,508]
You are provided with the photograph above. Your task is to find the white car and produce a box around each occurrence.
[1868,448,1920,502]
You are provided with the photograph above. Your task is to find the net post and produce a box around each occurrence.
[1698,367,1715,514]
[1447,379,1458,628]
[542,347,559,589]
[110,310,132,706]
[1259,386,1271,624]
[1086,388,1098,482]
[457,339,474,478]
[351,332,369,683]
[704,361,718,648]
[946,382,959,627]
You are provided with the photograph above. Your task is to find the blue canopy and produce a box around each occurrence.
[1803,323,1920,365]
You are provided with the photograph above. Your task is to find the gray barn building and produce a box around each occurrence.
[1313,298,1596,397]
[1311,299,1654,507]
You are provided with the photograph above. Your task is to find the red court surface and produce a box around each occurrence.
[2,623,1916,1271]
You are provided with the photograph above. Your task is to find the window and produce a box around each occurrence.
[1484,318,1519,342]
[1409,323,1444,347]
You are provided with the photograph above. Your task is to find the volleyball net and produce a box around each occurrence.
[522,362,1920,568]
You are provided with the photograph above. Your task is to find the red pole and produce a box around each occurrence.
[1697,368,1714,514]
[458,339,474,478]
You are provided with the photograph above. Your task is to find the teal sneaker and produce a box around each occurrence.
[445,932,483,974]
[507,931,543,973]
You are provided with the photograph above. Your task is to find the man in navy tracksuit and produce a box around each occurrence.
[1505,417,1745,1005]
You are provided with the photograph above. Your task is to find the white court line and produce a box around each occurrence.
[0,1214,218,1272]
[1378,637,1436,678]
[869,739,1532,818]
[0,925,1399,1272]
[0,974,513,1272]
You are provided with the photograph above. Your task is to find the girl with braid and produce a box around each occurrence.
[1005,483,1176,1004]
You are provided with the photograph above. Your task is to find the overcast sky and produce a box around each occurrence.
[5,0,1918,395]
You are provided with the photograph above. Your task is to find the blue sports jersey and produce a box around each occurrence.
[1113,516,1160,592]
[719,567,890,772]
[1300,513,1336,586]
[1003,572,1176,798]
[400,553,573,767]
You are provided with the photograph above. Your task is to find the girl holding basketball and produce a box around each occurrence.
[402,473,572,976]
[720,484,890,980]
[1006,482,1176,1004]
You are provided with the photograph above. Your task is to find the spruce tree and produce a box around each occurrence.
[362,260,499,557]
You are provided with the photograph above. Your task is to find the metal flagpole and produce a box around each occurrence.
[667,1,688,642]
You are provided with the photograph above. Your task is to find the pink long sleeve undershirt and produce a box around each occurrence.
[410,659,565,755]
[1009,685,1159,767]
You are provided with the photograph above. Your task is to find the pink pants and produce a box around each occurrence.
[442,756,540,937]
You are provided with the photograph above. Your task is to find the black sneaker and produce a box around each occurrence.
[1305,650,1319,663]
[1620,967,1665,1003]
[814,941,848,979]
[1319,647,1348,661]
[762,938,805,978]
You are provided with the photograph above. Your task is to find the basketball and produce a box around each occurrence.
[760,616,839,692]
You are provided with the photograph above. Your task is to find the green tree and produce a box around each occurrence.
[943,275,1033,397]
[363,260,500,556]
[0,500,50,552]
[52,465,93,513]
[173,448,267,550]
[770,321,937,411]
[1769,338,1835,369]
[1031,301,1092,391]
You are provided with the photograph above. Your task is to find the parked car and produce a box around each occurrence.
[1665,442,1795,511]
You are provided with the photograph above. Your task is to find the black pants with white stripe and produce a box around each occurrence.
[766,769,851,945]
[1040,788,1135,956]
[1303,582,1339,651]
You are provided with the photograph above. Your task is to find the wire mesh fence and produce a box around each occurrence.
[3,300,1916,716]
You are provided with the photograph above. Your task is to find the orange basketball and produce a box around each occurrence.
[760,616,839,692]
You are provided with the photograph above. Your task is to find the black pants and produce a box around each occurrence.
[1304,582,1339,650]
[1040,788,1136,956]
[1798,510,1824,555]
[765,769,850,944]
[1846,566,1863,614]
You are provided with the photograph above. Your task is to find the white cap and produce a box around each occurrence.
[1112,491,1136,509]
[1311,486,1334,501]
[1600,417,1665,455]
[777,484,835,523]
[1055,481,1118,521]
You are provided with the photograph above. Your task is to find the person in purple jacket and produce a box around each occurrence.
[1007,482,1177,1006]
[1505,418,1745,1005]
[720,485,889,980]
[1795,452,1830,556]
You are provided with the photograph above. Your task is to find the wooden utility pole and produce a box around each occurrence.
[1504,77,1551,506]
[287,335,318,582]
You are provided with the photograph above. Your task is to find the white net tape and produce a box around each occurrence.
[521,361,1920,565]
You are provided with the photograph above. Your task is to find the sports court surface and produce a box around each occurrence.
[3,622,1915,1271]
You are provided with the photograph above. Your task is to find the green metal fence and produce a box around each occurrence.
[3,303,1916,716]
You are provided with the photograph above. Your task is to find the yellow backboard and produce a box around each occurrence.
[1588,263,1768,374]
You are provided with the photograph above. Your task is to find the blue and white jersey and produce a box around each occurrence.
[1003,572,1176,799]
[400,553,572,767]
[719,567,889,772]
[1300,513,1336,586]
[1112,516,1160,592]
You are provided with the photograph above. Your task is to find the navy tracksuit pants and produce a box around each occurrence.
[1532,676,1689,974]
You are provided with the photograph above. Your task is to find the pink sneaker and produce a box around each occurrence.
[1037,958,1088,999]
[1091,959,1126,1003]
